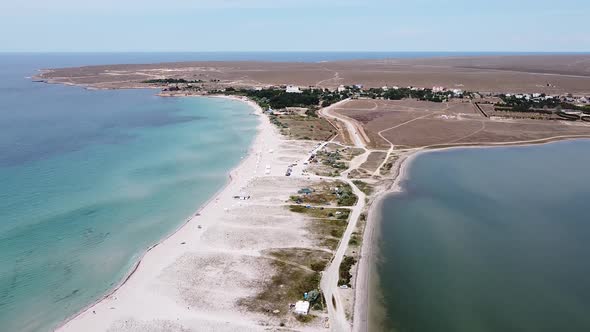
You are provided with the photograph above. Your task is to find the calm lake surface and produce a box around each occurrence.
[376,140,590,332]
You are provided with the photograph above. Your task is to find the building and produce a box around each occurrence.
[452,89,463,96]
[382,85,389,91]
[337,85,347,93]
[286,85,302,93]
[294,301,310,315]
[432,86,445,93]
[298,188,313,195]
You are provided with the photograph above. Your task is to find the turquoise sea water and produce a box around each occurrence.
[0,55,259,331]
[376,140,590,332]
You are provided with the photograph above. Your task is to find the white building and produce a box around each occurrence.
[452,89,463,96]
[337,85,347,93]
[286,85,302,93]
[294,301,310,315]
[432,86,445,93]
[532,93,542,98]
[382,85,389,91]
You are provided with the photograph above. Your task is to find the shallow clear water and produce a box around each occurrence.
[376,140,590,332]
[0,54,258,331]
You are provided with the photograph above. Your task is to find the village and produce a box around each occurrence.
[158,78,590,124]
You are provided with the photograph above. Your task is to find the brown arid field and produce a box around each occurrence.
[37,55,590,94]
[332,99,590,149]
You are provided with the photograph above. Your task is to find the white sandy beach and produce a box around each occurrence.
[56,96,327,331]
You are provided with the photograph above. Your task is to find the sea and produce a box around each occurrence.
[375,140,590,332]
[0,52,586,331]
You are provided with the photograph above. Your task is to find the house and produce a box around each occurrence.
[432,86,445,93]
[286,85,302,93]
[382,85,389,91]
[452,89,463,96]
[354,84,364,89]
[391,86,400,90]
[337,85,347,93]
[294,301,310,315]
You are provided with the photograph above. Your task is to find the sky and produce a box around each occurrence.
[1,0,589,52]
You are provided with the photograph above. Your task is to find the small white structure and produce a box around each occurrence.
[452,89,463,96]
[382,85,389,91]
[391,86,400,90]
[432,86,445,93]
[337,85,347,93]
[286,85,302,93]
[532,93,542,98]
[294,301,310,315]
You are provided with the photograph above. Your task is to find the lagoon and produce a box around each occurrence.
[376,140,590,332]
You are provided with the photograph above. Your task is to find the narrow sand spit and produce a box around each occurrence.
[56,96,324,331]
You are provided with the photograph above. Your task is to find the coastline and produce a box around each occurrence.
[32,73,590,331]
[55,94,269,331]
[354,136,590,332]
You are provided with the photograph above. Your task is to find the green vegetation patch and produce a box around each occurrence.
[142,78,204,84]
[380,155,400,175]
[338,256,357,287]
[273,115,336,141]
[290,181,357,207]
[309,218,349,251]
[352,180,374,196]
[349,232,361,246]
[224,87,349,109]
[241,248,330,315]
[289,205,351,220]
